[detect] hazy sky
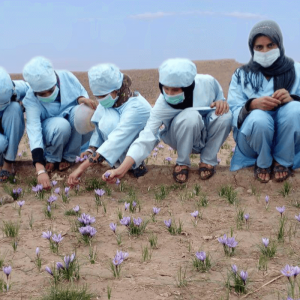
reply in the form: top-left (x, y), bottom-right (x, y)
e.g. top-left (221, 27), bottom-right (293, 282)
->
top-left (1, 0), bottom-right (300, 73)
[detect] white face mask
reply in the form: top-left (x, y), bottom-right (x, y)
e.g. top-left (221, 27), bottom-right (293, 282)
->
top-left (253, 48), bottom-right (280, 68)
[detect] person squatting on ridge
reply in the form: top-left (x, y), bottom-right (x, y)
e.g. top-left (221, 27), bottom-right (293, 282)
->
top-left (101, 58), bottom-right (232, 184)
top-left (67, 63), bottom-right (151, 187)
top-left (228, 20), bottom-right (300, 183)
top-left (0, 68), bottom-right (29, 182)
top-left (22, 56), bottom-right (96, 189)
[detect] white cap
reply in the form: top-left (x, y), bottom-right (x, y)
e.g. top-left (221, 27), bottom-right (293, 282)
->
top-left (159, 58), bottom-right (197, 87)
top-left (23, 56), bottom-right (57, 92)
top-left (88, 63), bottom-right (123, 96)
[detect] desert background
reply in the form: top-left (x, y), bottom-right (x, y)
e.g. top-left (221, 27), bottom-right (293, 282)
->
top-left (1, 59), bottom-right (300, 300)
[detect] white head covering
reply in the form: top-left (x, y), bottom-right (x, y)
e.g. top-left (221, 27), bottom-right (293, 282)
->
top-left (23, 56), bottom-right (57, 92)
top-left (0, 67), bottom-right (13, 103)
top-left (88, 63), bottom-right (123, 96)
top-left (159, 58), bottom-right (197, 87)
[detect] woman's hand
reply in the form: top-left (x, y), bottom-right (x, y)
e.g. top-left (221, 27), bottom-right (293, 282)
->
top-left (78, 97), bottom-right (98, 110)
top-left (102, 168), bottom-right (124, 184)
top-left (250, 96), bottom-right (281, 111)
top-left (210, 100), bottom-right (229, 115)
top-left (68, 167), bottom-right (84, 187)
top-left (272, 89), bottom-right (293, 104)
top-left (38, 173), bottom-right (51, 190)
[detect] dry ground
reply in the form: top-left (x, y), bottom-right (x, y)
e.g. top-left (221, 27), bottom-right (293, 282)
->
top-left (0, 60), bottom-right (299, 300)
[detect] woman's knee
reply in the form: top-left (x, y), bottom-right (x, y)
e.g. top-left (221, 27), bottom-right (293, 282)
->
top-left (0, 135), bottom-right (8, 153)
top-left (174, 110), bottom-right (202, 130)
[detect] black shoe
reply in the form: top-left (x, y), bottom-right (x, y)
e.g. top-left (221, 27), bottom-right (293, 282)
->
top-left (130, 161), bottom-right (148, 178)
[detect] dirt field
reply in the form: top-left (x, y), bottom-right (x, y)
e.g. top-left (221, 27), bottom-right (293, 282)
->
top-left (1, 60), bottom-right (299, 300)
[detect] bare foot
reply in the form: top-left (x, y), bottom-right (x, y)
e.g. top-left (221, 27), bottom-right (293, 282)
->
top-left (199, 162), bottom-right (215, 180)
top-left (174, 165), bottom-right (189, 182)
top-left (59, 161), bottom-right (72, 172)
top-left (45, 162), bottom-right (55, 173)
top-left (257, 171), bottom-right (270, 182)
top-left (273, 161), bottom-right (289, 181)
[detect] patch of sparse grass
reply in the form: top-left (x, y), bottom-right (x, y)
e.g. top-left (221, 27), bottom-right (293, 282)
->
top-left (149, 233), bottom-right (158, 249)
top-left (176, 266), bottom-right (188, 287)
top-left (141, 245), bottom-right (152, 262)
top-left (155, 185), bottom-right (169, 202)
top-left (2, 221), bottom-right (20, 237)
top-left (279, 181), bottom-right (292, 197)
top-left (219, 185), bottom-right (238, 205)
top-left (235, 208), bottom-right (245, 230)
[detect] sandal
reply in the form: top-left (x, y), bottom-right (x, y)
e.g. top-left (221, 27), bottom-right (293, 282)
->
top-left (173, 164), bottom-right (189, 184)
top-left (273, 165), bottom-right (292, 182)
top-left (58, 159), bottom-right (75, 172)
top-left (254, 163), bottom-right (271, 183)
top-left (130, 161), bottom-right (148, 178)
top-left (45, 161), bottom-right (59, 173)
top-left (199, 164), bottom-right (215, 180)
top-left (0, 169), bottom-right (16, 183)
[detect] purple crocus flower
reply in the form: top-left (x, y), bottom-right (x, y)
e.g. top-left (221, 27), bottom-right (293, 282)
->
top-left (154, 148), bottom-right (158, 151)
top-left (54, 187), bottom-right (60, 194)
top-left (42, 231), bottom-right (52, 239)
top-left (293, 266), bottom-right (300, 277)
top-left (64, 256), bottom-right (71, 269)
top-left (51, 180), bottom-right (57, 187)
top-left (153, 152), bottom-right (157, 158)
top-left (158, 144), bottom-right (164, 149)
top-left (3, 266), bottom-right (12, 278)
top-left (75, 156), bottom-right (81, 163)
top-left (168, 147), bottom-right (173, 151)
top-left (281, 265), bottom-right (295, 277)
top-left (48, 195), bottom-right (57, 204)
top-left (217, 158), bottom-right (221, 164)
top-left (265, 195), bottom-right (269, 204)
top-left (36, 247), bottom-right (40, 257)
top-left (52, 233), bottom-right (63, 244)
top-left (276, 206), bottom-right (285, 216)
top-left (113, 255), bottom-right (123, 266)
top-left (110, 223), bottom-right (117, 233)
top-left (240, 270), bottom-right (248, 283)
top-left (104, 172), bottom-right (111, 179)
top-left (95, 189), bottom-right (105, 197)
top-left (17, 200), bottom-right (25, 207)
top-left (231, 264), bottom-right (238, 274)
top-left (78, 213), bottom-right (96, 225)
top-left (164, 219), bottom-right (172, 228)
top-left (47, 205), bottom-right (51, 212)
top-left (165, 157), bottom-right (172, 162)
top-left (64, 187), bottom-right (70, 195)
top-left (218, 234), bottom-right (227, 245)
top-left (262, 238), bottom-right (269, 247)
top-left (79, 226), bottom-right (97, 237)
top-left (191, 211), bottom-right (199, 219)
top-left (153, 207), bottom-right (161, 215)
top-left (13, 188), bottom-right (22, 195)
top-left (195, 251), bottom-right (206, 261)
top-left (56, 262), bottom-right (64, 270)
top-left (124, 202), bottom-right (130, 211)
top-left (226, 237), bottom-right (238, 248)
top-left (133, 217), bottom-right (142, 227)
top-left (120, 216), bottom-right (131, 226)
top-left (295, 214), bottom-right (300, 222)
top-left (132, 201), bottom-right (137, 208)
top-left (244, 214), bottom-right (249, 221)
top-left (232, 147), bottom-right (235, 153)
top-left (45, 266), bottom-right (53, 276)
top-left (116, 178), bottom-right (120, 185)
top-left (73, 205), bottom-right (80, 212)
top-left (18, 152), bottom-right (22, 158)
top-left (70, 253), bottom-right (76, 262)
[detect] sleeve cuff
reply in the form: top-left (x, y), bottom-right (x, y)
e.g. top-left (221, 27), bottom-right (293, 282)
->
top-left (237, 98), bottom-right (255, 129)
top-left (291, 94), bottom-right (300, 101)
top-left (32, 148), bottom-right (45, 167)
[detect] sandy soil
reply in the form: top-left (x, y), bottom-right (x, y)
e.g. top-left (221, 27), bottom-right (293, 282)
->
top-left (1, 60), bottom-right (299, 300)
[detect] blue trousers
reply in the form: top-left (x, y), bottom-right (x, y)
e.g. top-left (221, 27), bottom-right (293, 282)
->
top-left (161, 109), bottom-right (232, 167)
top-left (0, 102), bottom-right (25, 165)
top-left (42, 105), bottom-right (92, 163)
top-left (231, 101), bottom-right (300, 171)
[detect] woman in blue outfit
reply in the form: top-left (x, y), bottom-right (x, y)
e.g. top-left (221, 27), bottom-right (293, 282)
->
top-left (101, 58), bottom-right (232, 184)
top-left (228, 20), bottom-right (300, 183)
top-left (0, 67), bottom-right (29, 182)
top-left (23, 56), bottom-right (96, 189)
top-left (67, 63), bottom-right (151, 187)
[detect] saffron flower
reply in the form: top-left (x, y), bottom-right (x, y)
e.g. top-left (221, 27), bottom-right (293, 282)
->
top-left (95, 189), bottom-right (105, 197)
top-left (47, 195), bottom-right (57, 204)
top-left (78, 213), bottom-right (95, 226)
top-left (231, 264), bottom-right (238, 274)
top-left (218, 234), bottom-right (227, 245)
top-left (217, 158), bottom-right (221, 164)
top-left (42, 231), bottom-right (52, 239)
top-left (132, 201), bottom-right (137, 208)
top-left (195, 251), bottom-right (206, 261)
top-left (104, 172), bottom-right (111, 179)
top-left (124, 202), bottom-right (130, 210)
top-left (64, 187), bottom-right (70, 195)
top-left (3, 266), bottom-right (11, 278)
top-left (47, 205), bottom-right (51, 212)
top-left (191, 211), bottom-right (199, 219)
top-left (262, 238), bottom-right (269, 247)
top-left (51, 180), bottom-right (57, 187)
top-left (110, 223), bottom-right (117, 233)
top-left (281, 265), bottom-right (295, 277)
top-left (45, 266), bottom-right (53, 276)
top-left (116, 178), bottom-right (120, 185)
top-left (153, 207), bottom-right (160, 215)
top-left (153, 152), bottom-right (157, 158)
top-left (79, 226), bottom-right (97, 237)
top-left (133, 217), bottom-right (142, 227)
top-left (168, 147), bottom-right (173, 151)
top-left (75, 156), bottom-right (81, 163)
top-left (295, 213), bottom-right (300, 222)
top-left (276, 206), bottom-right (285, 216)
top-left (120, 216), bottom-right (131, 226)
top-left (265, 195), bottom-right (269, 204)
top-left (73, 205), bottom-right (80, 212)
top-left (52, 233), bottom-right (63, 244)
top-left (17, 200), bottom-right (25, 207)
top-left (54, 187), bottom-right (60, 194)
top-left (56, 262), bottom-right (64, 271)
top-left (240, 270), bottom-right (248, 284)
top-left (244, 214), bottom-right (249, 221)
top-left (158, 144), bottom-right (164, 149)
top-left (165, 157), bottom-right (172, 162)
top-left (36, 247), bottom-right (40, 256)
top-left (164, 219), bottom-right (172, 228)
top-left (154, 148), bottom-right (158, 151)
top-left (294, 266), bottom-right (300, 277)
top-left (226, 237), bottom-right (238, 248)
